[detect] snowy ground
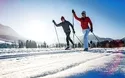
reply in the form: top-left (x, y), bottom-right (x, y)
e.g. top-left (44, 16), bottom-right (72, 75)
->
top-left (0, 48), bottom-right (125, 78)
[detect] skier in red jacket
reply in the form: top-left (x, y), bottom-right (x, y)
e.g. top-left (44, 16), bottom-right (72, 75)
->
top-left (72, 10), bottom-right (93, 51)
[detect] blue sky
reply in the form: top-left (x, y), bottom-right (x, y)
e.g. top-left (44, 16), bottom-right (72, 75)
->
top-left (0, 0), bottom-right (125, 43)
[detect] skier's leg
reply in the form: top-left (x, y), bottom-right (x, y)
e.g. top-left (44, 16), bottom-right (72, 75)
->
top-left (68, 32), bottom-right (75, 48)
top-left (83, 29), bottom-right (90, 50)
top-left (68, 32), bottom-right (74, 45)
top-left (66, 33), bottom-right (70, 47)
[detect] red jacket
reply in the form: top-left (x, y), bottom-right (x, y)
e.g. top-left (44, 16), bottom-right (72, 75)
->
top-left (73, 13), bottom-right (93, 30)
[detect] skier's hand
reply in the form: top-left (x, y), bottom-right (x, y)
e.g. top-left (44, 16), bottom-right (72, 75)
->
top-left (52, 20), bottom-right (55, 23)
top-left (73, 30), bottom-right (75, 34)
top-left (90, 28), bottom-right (93, 32)
top-left (72, 9), bottom-right (75, 14)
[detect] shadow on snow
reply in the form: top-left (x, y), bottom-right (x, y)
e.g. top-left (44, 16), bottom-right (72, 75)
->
top-left (67, 70), bottom-right (125, 78)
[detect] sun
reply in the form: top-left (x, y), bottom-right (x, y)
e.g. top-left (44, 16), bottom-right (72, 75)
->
top-left (26, 19), bottom-right (46, 41)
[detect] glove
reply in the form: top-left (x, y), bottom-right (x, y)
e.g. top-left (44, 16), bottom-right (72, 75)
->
top-left (52, 20), bottom-right (55, 23)
top-left (72, 9), bottom-right (75, 14)
top-left (90, 28), bottom-right (93, 32)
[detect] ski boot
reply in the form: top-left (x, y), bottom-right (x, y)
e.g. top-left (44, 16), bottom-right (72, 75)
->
top-left (65, 46), bottom-right (70, 50)
top-left (84, 48), bottom-right (88, 51)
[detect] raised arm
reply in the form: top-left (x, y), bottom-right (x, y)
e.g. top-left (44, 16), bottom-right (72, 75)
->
top-left (72, 10), bottom-right (81, 21)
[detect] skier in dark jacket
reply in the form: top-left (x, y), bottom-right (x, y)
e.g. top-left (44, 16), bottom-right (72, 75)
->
top-left (52, 16), bottom-right (75, 50)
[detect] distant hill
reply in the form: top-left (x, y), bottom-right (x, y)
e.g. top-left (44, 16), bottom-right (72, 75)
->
top-left (89, 34), bottom-right (113, 42)
top-left (0, 24), bottom-right (25, 42)
top-left (56, 34), bottom-right (113, 44)
top-left (75, 34), bottom-right (113, 43)
top-left (122, 37), bottom-right (125, 41)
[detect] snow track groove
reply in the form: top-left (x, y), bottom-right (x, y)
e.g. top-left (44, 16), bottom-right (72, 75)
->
top-left (0, 49), bottom-right (83, 59)
top-left (0, 52), bottom-right (109, 78)
top-left (30, 54), bottom-right (110, 78)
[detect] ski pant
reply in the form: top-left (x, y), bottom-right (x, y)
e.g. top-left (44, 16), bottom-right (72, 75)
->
top-left (65, 32), bottom-right (74, 47)
top-left (83, 29), bottom-right (90, 49)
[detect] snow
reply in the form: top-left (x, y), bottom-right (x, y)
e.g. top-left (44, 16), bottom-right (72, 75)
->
top-left (0, 48), bottom-right (125, 78)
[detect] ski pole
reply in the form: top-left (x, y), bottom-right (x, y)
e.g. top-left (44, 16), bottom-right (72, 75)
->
top-left (54, 24), bottom-right (60, 48)
top-left (92, 32), bottom-right (100, 43)
top-left (72, 14), bottom-right (75, 44)
top-left (74, 34), bottom-right (83, 45)
top-left (92, 32), bottom-right (107, 51)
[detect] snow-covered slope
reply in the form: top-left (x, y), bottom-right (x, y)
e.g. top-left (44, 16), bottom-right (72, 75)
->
top-left (0, 48), bottom-right (125, 78)
top-left (0, 24), bottom-right (25, 41)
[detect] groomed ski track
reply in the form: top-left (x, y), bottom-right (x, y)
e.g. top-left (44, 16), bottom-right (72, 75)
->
top-left (0, 48), bottom-right (125, 78)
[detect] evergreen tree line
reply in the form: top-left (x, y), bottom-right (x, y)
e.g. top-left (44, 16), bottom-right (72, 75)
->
top-left (0, 40), bottom-right (124, 48)
top-left (18, 40), bottom-right (48, 48)
top-left (0, 43), bottom-right (18, 48)
top-left (25, 40), bottom-right (37, 48)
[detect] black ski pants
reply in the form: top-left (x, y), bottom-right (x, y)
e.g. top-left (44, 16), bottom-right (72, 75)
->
top-left (65, 32), bottom-right (74, 47)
